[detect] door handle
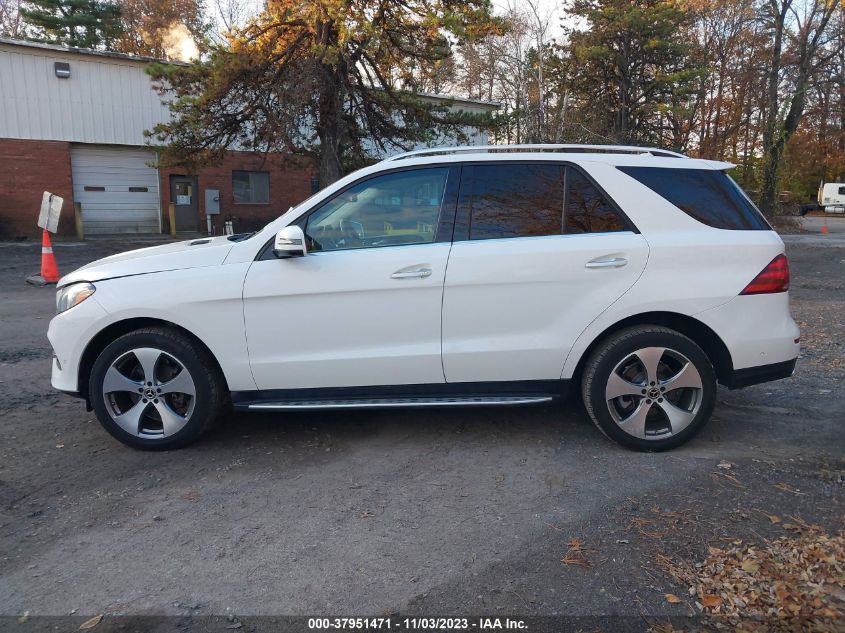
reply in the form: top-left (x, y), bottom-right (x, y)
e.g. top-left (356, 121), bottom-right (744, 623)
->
top-left (585, 257), bottom-right (628, 269)
top-left (391, 267), bottom-right (432, 279)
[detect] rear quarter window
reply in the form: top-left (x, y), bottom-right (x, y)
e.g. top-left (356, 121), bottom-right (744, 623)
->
top-left (617, 166), bottom-right (770, 231)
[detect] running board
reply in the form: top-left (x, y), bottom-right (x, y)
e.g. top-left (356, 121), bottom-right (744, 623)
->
top-left (233, 395), bottom-right (554, 411)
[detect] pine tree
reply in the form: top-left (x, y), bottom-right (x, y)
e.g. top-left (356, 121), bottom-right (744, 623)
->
top-left (563, 0), bottom-right (705, 146)
top-left (21, 0), bottom-right (122, 49)
top-left (147, 0), bottom-right (504, 186)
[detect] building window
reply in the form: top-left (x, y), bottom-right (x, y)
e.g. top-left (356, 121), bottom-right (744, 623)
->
top-left (233, 171), bottom-right (270, 204)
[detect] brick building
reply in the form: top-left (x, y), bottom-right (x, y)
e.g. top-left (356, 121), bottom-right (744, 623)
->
top-left (0, 38), bottom-right (498, 240)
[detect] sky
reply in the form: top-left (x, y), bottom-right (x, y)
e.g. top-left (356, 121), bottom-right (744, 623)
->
top-left (209, 0), bottom-right (569, 42)
top-left (496, 0), bottom-right (568, 40)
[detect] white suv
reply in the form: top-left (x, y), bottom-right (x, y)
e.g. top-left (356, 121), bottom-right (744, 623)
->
top-left (49, 145), bottom-right (800, 451)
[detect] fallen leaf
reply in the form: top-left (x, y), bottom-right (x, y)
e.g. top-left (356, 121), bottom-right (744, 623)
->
top-left (825, 583), bottom-right (845, 601)
top-left (712, 471), bottom-right (744, 487)
top-left (773, 483), bottom-right (807, 495)
top-left (767, 514), bottom-right (781, 524)
top-left (561, 537), bottom-right (592, 568)
top-left (665, 593), bottom-right (683, 604)
top-left (79, 615), bottom-right (103, 630)
top-left (701, 594), bottom-right (722, 608)
top-left (741, 559), bottom-right (760, 573)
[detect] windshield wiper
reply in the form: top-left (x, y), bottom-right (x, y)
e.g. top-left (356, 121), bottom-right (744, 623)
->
top-left (227, 232), bottom-right (256, 242)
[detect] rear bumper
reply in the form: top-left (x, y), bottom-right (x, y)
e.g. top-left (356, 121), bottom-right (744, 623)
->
top-left (725, 358), bottom-right (797, 389)
top-left (694, 293), bottom-right (800, 371)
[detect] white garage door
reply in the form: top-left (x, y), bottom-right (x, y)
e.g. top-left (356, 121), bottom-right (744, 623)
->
top-left (71, 145), bottom-right (161, 234)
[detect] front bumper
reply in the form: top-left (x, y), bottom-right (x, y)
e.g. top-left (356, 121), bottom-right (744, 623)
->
top-left (48, 295), bottom-right (110, 394)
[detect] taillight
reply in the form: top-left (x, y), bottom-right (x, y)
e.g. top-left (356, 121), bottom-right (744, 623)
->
top-left (740, 254), bottom-right (790, 295)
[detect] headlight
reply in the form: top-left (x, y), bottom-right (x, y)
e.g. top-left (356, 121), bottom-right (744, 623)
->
top-left (56, 282), bottom-right (96, 314)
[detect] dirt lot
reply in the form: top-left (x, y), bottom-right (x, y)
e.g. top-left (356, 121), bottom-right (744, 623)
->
top-left (0, 226), bottom-right (842, 630)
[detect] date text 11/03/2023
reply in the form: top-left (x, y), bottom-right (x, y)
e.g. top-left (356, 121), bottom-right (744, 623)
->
top-left (307, 618), bottom-right (528, 630)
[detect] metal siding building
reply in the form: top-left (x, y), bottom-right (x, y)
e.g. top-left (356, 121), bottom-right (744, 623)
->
top-left (0, 38), bottom-right (498, 239)
top-left (0, 39), bottom-right (175, 235)
top-left (0, 41), bottom-right (170, 145)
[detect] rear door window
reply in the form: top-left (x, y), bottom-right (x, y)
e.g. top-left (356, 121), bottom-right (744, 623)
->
top-left (468, 164), bottom-right (564, 240)
top-left (618, 166), bottom-right (769, 230)
top-left (565, 168), bottom-right (626, 234)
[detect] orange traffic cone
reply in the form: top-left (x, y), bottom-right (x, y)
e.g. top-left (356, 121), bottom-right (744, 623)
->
top-left (821, 219), bottom-right (829, 235)
top-left (26, 229), bottom-right (60, 286)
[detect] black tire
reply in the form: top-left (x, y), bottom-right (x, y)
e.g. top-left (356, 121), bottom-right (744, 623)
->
top-left (89, 327), bottom-right (224, 450)
top-left (581, 325), bottom-right (717, 451)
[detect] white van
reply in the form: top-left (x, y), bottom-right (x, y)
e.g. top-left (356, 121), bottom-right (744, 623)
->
top-left (818, 182), bottom-right (845, 213)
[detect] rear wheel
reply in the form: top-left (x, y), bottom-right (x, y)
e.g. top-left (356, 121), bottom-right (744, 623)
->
top-left (581, 325), bottom-right (717, 451)
top-left (90, 327), bottom-right (224, 450)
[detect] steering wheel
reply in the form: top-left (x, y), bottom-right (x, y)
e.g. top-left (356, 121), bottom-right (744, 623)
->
top-left (338, 219), bottom-right (363, 248)
top-left (312, 224), bottom-right (339, 251)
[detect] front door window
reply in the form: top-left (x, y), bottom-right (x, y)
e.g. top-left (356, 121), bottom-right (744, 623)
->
top-left (304, 168), bottom-right (450, 252)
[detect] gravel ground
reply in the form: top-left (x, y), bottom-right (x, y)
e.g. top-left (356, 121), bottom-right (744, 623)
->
top-left (0, 228), bottom-right (842, 630)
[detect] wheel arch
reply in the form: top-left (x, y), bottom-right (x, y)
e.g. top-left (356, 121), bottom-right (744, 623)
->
top-left (77, 317), bottom-right (229, 404)
top-left (570, 312), bottom-right (734, 388)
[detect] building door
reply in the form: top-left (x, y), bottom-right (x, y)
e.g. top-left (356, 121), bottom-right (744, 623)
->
top-left (170, 176), bottom-right (198, 233)
top-left (70, 145), bottom-right (160, 234)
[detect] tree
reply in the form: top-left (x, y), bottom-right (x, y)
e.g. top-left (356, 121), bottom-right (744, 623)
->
top-left (209, 0), bottom-right (254, 37)
top-left (453, 3), bottom-right (557, 144)
top-left (1, 0), bottom-right (28, 38)
top-left (20, 0), bottom-right (122, 48)
top-left (147, 0), bottom-right (502, 186)
top-left (758, 0), bottom-right (841, 216)
top-left (116, 0), bottom-right (206, 59)
top-left (562, 0), bottom-right (706, 146)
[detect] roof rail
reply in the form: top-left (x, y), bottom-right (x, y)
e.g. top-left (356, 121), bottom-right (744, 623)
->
top-left (383, 144), bottom-right (689, 162)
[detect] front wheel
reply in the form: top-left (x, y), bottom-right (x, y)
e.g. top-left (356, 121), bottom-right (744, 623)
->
top-left (89, 327), bottom-right (224, 450)
top-left (581, 325), bottom-right (717, 451)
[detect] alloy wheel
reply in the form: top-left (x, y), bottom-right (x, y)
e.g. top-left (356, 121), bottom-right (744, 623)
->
top-left (102, 347), bottom-right (196, 439)
top-left (604, 346), bottom-right (704, 440)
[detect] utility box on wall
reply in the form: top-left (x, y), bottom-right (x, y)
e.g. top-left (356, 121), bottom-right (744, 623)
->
top-left (204, 189), bottom-right (220, 215)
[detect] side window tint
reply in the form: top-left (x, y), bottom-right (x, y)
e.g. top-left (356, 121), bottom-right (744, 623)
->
top-left (617, 166), bottom-right (769, 230)
top-left (305, 168), bottom-right (448, 252)
top-left (469, 164), bottom-right (563, 240)
top-left (565, 168), bottom-right (625, 234)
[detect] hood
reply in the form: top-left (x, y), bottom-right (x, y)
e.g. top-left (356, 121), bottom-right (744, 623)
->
top-left (58, 236), bottom-right (236, 288)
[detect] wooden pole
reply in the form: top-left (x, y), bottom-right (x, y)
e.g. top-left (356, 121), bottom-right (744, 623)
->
top-left (73, 202), bottom-right (84, 240)
top-left (168, 202), bottom-right (177, 238)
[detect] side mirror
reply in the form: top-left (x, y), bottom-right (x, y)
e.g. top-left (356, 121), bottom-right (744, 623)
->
top-left (273, 225), bottom-right (308, 258)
